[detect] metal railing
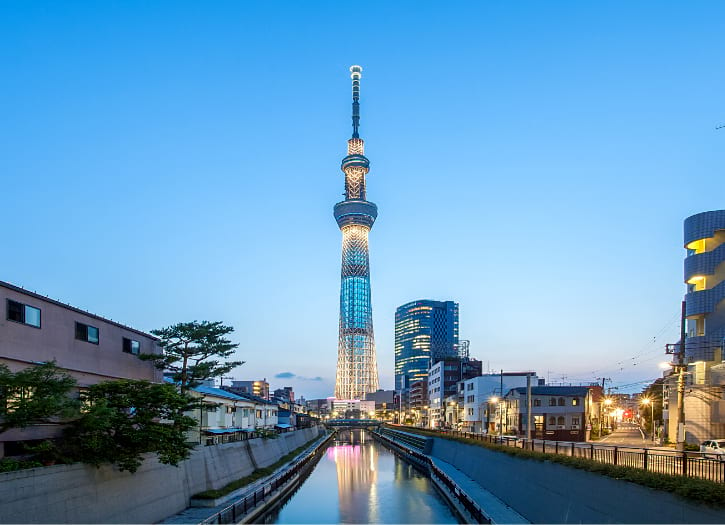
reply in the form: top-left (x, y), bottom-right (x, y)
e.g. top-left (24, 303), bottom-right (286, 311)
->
top-left (409, 428), bottom-right (725, 483)
top-left (374, 429), bottom-right (490, 523)
top-left (200, 432), bottom-right (333, 524)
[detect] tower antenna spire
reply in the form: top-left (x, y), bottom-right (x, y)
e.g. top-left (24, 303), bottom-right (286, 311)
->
top-left (350, 65), bottom-right (362, 138)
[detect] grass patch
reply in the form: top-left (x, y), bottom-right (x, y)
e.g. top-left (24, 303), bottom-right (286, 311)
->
top-left (193, 439), bottom-right (318, 499)
top-left (0, 458), bottom-right (43, 473)
top-left (393, 427), bottom-right (725, 507)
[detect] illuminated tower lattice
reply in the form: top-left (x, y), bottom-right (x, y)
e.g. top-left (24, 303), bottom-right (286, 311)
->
top-left (334, 65), bottom-right (379, 400)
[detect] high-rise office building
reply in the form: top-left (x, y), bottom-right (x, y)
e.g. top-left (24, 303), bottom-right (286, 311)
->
top-left (395, 300), bottom-right (459, 391)
top-left (334, 66), bottom-right (379, 400)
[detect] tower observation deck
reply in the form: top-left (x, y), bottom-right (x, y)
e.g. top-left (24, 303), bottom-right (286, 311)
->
top-left (334, 65), bottom-right (379, 400)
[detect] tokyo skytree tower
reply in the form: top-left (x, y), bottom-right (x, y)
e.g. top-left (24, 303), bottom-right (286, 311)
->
top-left (333, 65), bottom-right (379, 400)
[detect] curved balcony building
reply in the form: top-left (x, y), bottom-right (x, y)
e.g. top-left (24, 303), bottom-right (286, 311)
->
top-left (683, 210), bottom-right (725, 362)
top-left (334, 66), bottom-right (379, 400)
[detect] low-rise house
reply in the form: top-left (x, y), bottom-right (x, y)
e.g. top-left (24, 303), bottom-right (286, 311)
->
top-left (187, 384), bottom-right (258, 445)
top-left (461, 372), bottom-right (539, 433)
top-left (504, 386), bottom-right (593, 441)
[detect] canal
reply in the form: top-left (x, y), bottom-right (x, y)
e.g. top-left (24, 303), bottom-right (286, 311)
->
top-left (263, 429), bottom-right (461, 524)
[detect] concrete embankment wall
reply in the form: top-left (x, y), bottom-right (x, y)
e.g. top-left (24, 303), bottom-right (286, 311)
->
top-left (430, 437), bottom-right (725, 524)
top-left (0, 426), bottom-right (321, 524)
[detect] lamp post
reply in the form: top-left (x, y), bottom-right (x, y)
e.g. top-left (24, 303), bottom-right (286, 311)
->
top-left (641, 397), bottom-right (655, 443)
top-left (603, 398), bottom-right (613, 432)
top-left (489, 396), bottom-right (500, 436)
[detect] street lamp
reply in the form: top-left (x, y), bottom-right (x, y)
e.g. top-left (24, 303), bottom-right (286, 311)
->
top-left (641, 397), bottom-right (655, 443)
top-left (604, 398), bottom-right (613, 431)
top-left (489, 396), bottom-right (500, 436)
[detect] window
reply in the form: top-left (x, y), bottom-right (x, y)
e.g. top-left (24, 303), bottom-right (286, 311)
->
top-left (572, 417), bottom-right (580, 426)
top-left (122, 338), bottom-right (141, 355)
top-left (467, 383), bottom-right (474, 391)
top-left (549, 397), bottom-right (556, 406)
top-left (75, 322), bottom-right (99, 344)
top-left (548, 416), bottom-right (556, 426)
top-left (6, 299), bottom-right (41, 328)
top-left (558, 398), bottom-right (565, 406)
top-left (557, 416), bottom-right (565, 425)
top-left (534, 399), bottom-right (541, 407)
top-left (466, 395), bottom-right (474, 403)
top-left (572, 398), bottom-right (580, 406)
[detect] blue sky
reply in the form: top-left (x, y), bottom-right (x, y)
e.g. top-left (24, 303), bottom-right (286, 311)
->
top-left (2, 2), bottom-right (723, 398)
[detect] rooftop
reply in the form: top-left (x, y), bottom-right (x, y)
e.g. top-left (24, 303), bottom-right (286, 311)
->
top-left (0, 280), bottom-right (158, 340)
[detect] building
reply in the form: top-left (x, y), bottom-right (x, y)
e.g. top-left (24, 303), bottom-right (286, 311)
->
top-left (394, 300), bottom-right (459, 392)
top-left (460, 372), bottom-right (539, 433)
top-left (187, 384), bottom-right (258, 445)
top-left (224, 379), bottom-right (270, 400)
top-left (428, 358), bottom-right (482, 428)
top-left (272, 386), bottom-right (295, 403)
top-left (503, 386), bottom-right (593, 441)
top-left (409, 379), bottom-right (429, 426)
top-left (334, 65), bottom-right (379, 400)
top-left (0, 280), bottom-right (161, 456)
top-left (365, 389), bottom-right (395, 419)
top-left (305, 398), bottom-right (331, 418)
top-left (331, 399), bottom-right (376, 419)
top-left (663, 210), bottom-right (725, 443)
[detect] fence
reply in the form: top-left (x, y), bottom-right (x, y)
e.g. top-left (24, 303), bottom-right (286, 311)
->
top-left (418, 428), bottom-right (725, 483)
top-left (374, 429), bottom-right (490, 523)
top-left (199, 432), bottom-right (332, 524)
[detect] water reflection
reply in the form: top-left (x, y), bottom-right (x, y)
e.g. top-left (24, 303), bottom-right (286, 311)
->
top-left (269, 429), bottom-right (460, 524)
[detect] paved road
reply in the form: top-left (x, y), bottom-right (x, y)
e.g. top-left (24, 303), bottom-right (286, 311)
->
top-left (596, 422), bottom-right (652, 446)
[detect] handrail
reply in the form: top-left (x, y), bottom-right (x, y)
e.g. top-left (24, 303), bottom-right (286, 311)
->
top-left (395, 427), bottom-right (725, 483)
top-left (199, 431), bottom-right (334, 524)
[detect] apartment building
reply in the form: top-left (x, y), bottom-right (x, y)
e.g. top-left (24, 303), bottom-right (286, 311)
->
top-left (0, 281), bottom-right (161, 456)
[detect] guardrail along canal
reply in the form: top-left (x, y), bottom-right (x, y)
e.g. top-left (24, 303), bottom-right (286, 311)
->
top-left (264, 429), bottom-right (460, 524)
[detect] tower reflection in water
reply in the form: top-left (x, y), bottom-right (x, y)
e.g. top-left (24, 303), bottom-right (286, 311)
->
top-left (330, 430), bottom-right (379, 523)
top-left (271, 429), bottom-right (459, 524)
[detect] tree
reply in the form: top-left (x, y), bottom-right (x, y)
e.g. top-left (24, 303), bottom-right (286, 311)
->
top-left (0, 362), bottom-right (78, 434)
top-left (61, 380), bottom-right (197, 473)
top-left (143, 320), bottom-right (244, 393)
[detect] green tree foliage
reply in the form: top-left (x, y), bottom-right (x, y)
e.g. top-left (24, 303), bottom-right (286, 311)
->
top-left (0, 362), bottom-right (78, 433)
top-left (143, 320), bottom-right (243, 392)
top-left (61, 380), bottom-right (197, 473)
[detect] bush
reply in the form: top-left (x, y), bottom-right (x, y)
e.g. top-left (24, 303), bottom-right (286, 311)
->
top-left (396, 427), bottom-right (725, 506)
top-left (0, 458), bottom-right (42, 473)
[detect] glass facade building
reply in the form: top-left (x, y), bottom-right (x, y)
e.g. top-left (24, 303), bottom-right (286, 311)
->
top-left (395, 300), bottom-right (459, 391)
top-left (334, 66), bottom-right (379, 400)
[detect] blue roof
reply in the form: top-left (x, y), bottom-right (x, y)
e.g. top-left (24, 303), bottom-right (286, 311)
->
top-left (194, 385), bottom-right (246, 401)
top-left (204, 427), bottom-right (244, 434)
top-left (275, 423), bottom-right (292, 429)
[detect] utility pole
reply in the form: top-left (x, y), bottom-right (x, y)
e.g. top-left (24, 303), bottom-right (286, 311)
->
top-left (676, 299), bottom-right (687, 450)
top-left (499, 369), bottom-right (504, 436)
top-left (595, 377), bottom-right (611, 438)
top-left (526, 372), bottom-right (532, 440)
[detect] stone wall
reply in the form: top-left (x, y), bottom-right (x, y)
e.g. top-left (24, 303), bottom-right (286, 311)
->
top-left (431, 437), bottom-right (724, 524)
top-left (0, 426), bottom-right (321, 524)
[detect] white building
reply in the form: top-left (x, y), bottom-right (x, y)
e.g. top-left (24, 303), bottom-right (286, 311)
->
top-left (331, 399), bottom-right (376, 418)
top-left (461, 372), bottom-right (538, 433)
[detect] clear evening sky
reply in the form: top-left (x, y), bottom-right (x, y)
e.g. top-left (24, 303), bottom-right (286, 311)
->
top-left (2, 2), bottom-right (723, 399)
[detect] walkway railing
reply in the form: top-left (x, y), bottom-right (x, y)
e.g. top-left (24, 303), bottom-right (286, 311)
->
top-left (373, 429), bottom-right (490, 523)
top-left (199, 432), bottom-right (333, 524)
top-left (407, 427), bottom-right (725, 483)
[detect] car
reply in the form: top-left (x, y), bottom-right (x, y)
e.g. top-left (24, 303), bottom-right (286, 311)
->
top-left (699, 439), bottom-right (725, 459)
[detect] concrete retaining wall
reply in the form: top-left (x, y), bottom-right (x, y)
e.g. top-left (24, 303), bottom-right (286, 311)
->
top-left (0, 426), bottom-right (321, 524)
top-left (431, 437), bottom-right (725, 524)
